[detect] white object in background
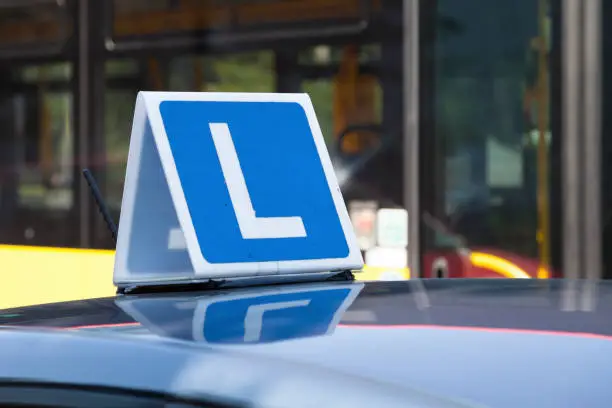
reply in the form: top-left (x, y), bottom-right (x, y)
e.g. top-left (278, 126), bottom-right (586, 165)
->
top-left (364, 246), bottom-right (408, 281)
top-left (376, 208), bottom-right (408, 248)
top-left (349, 200), bottom-right (378, 251)
top-left (365, 246), bottom-right (408, 268)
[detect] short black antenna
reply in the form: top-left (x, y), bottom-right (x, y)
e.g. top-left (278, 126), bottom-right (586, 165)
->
top-left (82, 168), bottom-right (118, 244)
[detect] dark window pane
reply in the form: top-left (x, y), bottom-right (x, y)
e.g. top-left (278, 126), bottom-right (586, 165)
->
top-left (0, 63), bottom-right (78, 247)
top-left (0, 1), bottom-right (71, 57)
top-left (425, 0), bottom-right (554, 278)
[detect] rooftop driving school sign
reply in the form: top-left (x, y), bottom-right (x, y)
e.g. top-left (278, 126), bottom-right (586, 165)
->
top-left (113, 92), bottom-right (363, 286)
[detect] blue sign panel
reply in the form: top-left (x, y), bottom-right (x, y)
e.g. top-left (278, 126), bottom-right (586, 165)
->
top-left (114, 92), bottom-right (362, 285)
top-left (117, 283), bottom-right (364, 344)
top-left (159, 101), bottom-right (347, 263)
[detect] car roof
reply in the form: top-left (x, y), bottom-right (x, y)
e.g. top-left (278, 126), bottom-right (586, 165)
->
top-left (2, 278), bottom-right (612, 408)
top-left (3, 279), bottom-right (612, 334)
top-left (0, 328), bottom-right (476, 408)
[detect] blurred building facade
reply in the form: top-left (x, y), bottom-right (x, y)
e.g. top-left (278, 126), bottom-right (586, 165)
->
top-left (0, 0), bottom-right (606, 280)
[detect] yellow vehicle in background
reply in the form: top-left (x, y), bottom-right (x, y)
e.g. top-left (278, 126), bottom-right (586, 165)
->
top-left (0, 0), bottom-right (563, 308)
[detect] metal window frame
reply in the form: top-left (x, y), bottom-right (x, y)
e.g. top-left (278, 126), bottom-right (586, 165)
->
top-left (73, 0), bottom-right (108, 249)
top-left (581, 0), bottom-right (602, 281)
top-left (403, 0), bottom-right (421, 277)
top-left (561, 0), bottom-right (583, 280)
top-left (561, 0), bottom-right (602, 281)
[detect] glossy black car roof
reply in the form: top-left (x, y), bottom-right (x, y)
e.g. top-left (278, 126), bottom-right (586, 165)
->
top-left (1, 278), bottom-right (611, 408)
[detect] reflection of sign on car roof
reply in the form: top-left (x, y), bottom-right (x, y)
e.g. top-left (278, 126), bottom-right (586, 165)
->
top-left (117, 283), bottom-right (364, 344)
top-left (113, 92), bottom-right (363, 287)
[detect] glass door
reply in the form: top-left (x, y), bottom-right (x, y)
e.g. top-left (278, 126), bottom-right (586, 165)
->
top-left (419, 0), bottom-right (559, 279)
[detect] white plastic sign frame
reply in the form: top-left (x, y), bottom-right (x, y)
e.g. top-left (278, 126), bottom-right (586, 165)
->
top-left (113, 91), bottom-right (363, 286)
